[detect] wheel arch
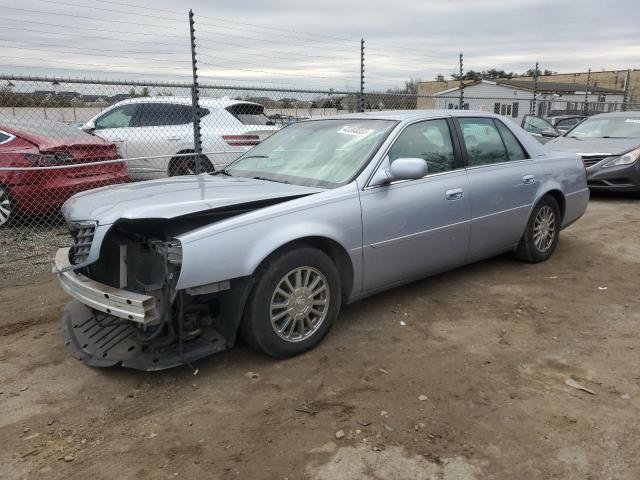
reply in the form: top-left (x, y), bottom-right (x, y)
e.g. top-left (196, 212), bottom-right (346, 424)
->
top-left (252, 236), bottom-right (354, 304)
top-left (541, 189), bottom-right (566, 223)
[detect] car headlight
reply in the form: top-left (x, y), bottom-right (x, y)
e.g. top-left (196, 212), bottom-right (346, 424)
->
top-left (602, 147), bottom-right (640, 168)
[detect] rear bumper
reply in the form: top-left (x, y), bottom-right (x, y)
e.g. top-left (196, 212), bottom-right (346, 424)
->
top-left (54, 247), bottom-right (158, 323)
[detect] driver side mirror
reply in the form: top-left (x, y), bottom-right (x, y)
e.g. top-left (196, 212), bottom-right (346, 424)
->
top-left (371, 157), bottom-right (428, 186)
top-left (82, 120), bottom-right (96, 132)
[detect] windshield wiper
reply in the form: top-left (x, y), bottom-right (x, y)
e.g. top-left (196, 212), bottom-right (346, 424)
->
top-left (252, 176), bottom-right (289, 184)
top-left (242, 155), bottom-right (270, 160)
top-left (211, 169), bottom-right (232, 176)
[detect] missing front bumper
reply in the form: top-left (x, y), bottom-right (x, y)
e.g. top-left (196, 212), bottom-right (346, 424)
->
top-left (61, 300), bottom-right (227, 371)
top-left (54, 247), bottom-right (158, 324)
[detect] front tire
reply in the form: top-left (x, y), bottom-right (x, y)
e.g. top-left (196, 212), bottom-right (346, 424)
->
top-left (515, 195), bottom-right (561, 263)
top-left (241, 247), bottom-right (341, 358)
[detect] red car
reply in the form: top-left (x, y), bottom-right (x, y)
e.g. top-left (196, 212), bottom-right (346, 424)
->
top-left (0, 119), bottom-right (129, 225)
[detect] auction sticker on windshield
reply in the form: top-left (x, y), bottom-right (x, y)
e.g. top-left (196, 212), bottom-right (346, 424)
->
top-left (337, 125), bottom-right (375, 137)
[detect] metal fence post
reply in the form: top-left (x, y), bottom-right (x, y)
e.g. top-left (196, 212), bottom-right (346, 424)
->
top-left (188, 9), bottom-right (203, 175)
top-left (622, 69), bottom-right (630, 112)
top-left (458, 53), bottom-right (464, 110)
top-left (359, 38), bottom-right (365, 113)
top-left (531, 61), bottom-right (539, 115)
top-left (583, 68), bottom-right (591, 116)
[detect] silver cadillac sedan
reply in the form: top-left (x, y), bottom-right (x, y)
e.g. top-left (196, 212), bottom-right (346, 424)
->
top-left (54, 110), bottom-right (589, 370)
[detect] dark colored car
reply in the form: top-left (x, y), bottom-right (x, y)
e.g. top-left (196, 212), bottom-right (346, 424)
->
top-left (547, 115), bottom-right (586, 134)
top-left (0, 118), bottom-right (129, 225)
top-left (521, 115), bottom-right (587, 143)
top-left (546, 111), bottom-right (640, 192)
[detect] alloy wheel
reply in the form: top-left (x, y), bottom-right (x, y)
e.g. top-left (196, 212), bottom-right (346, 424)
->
top-left (0, 188), bottom-right (12, 226)
top-left (533, 205), bottom-right (556, 252)
top-left (270, 266), bottom-right (330, 342)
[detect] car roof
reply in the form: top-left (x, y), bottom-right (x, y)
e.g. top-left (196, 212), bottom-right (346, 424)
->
top-left (111, 95), bottom-right (261, 109)
top-left (588, 111), bottom-right (640, 119)
top-left (310, 109), bottom-right (506, 122)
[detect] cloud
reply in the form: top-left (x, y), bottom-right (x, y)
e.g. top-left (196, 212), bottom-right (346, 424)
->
top-left (0, 0), bottom-right (638, 91)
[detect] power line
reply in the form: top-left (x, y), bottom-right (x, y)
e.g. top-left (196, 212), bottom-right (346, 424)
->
top-left (0, 17), bottom-right (185, 41)
top-left (197, 47), bottom-right (355, 65)
top-left (198, 61), bottom-right (355, 81)
top-left (0, 55), bottom-right (191, 72)
top-left (198, 53), bottom-right (353, 75)
top-left (0, 44), bottom-right (191, 64)
top-left (0, 25), bottom-right (185, 49)
top-left (0, 63), bottom-right (194, 80)
top-left (0, 38), bottom-right (186, 57)
top-left (0, 5), bottom-right (182, 32)
top-left (196, 27), bottom-right (356, 55)
top-left (95, 0), bottom-right (356, 44)
top-left (34, 0), bottom-right (184, 23)
top-left (196, 19), bottom-right (355, 47)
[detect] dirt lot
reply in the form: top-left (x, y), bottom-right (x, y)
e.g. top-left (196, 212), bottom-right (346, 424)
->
top-left (1, 195), bottom-right (639, 480)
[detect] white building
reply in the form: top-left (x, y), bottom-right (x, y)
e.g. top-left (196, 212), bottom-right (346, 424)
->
top-left (432, 79), bottom-right (625, 122)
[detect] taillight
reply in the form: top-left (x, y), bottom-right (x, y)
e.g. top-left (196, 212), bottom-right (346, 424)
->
top-left (222, 135), bottom-right (260, 147)
top-left (24, 151), bottom-right (74, 166)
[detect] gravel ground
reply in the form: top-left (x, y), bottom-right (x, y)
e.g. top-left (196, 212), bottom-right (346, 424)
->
top-left (0, 224), bottom-right (71, 282)
top-left (0, 195), bottom-right (639, 479)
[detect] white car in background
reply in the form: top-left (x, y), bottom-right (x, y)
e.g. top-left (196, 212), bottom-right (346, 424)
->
top-left (81, 96), bottom-right (279, 179)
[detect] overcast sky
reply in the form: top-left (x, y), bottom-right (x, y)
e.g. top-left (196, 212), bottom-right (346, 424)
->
top-left (1, 0), bottom-right (639, 91)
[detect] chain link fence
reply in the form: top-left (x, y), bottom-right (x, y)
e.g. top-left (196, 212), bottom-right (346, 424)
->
top-left (1, 74), bottom-right (639, 278)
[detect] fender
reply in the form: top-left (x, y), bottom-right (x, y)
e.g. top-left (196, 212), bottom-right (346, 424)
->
top-left (175, 185), bottom-right (364, 293)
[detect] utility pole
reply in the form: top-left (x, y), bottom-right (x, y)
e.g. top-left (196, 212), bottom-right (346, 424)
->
top-left (359, 38), bottom-right (365, 113)
top-left (531, 61), bottom-right (539, 115)
top-left (458, 53), bottom-right (464, 110)
top-left (583, 68), bottom-right (591, 116)
top-left (188, 9), bottom-right (203, 174)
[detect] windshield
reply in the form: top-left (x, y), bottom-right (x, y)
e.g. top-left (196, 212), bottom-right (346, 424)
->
top-left (566, 116), bottom-right (640, 139)
top-left (224, 119), bottom-right (397, 188)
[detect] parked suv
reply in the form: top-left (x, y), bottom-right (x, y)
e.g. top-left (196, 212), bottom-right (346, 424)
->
top-left (82, 96), bottom-right (279, 179)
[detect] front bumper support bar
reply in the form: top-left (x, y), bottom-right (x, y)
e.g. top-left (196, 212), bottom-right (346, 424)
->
top-left (54, 247), bottom-right (158, 324)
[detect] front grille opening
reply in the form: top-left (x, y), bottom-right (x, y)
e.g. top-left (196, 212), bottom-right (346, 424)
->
top-left (70, 222), bottom-right (96, 265)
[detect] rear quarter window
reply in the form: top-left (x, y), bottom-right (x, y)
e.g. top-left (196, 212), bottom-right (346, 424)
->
top-left (0, 130), bottom-right (14, 145)
top-left (226, 103), bottom-right (270, 126)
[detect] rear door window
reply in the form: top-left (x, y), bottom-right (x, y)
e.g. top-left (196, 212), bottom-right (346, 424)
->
top-left (495, 121), bottom-right (528, 161)
top-left (133, 103), bottom-right (194, 127)
top-left (226, 103), bottom-right (270, 125)
top-left (457, 118), bottom-right (508, 166)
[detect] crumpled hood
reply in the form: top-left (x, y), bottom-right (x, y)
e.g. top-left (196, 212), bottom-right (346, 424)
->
top-left (62, 174), bottom-right (323, 225)
top-left (546, 136), bottom-right (640, 156)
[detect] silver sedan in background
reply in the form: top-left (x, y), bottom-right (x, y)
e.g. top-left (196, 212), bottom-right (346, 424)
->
top-left (55, 110), bottom-right (589, 370)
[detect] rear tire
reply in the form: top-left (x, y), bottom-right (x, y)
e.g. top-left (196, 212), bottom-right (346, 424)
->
top-left (240, 247), bottom-right (341, 359)
top-left (514, 195), bottom-right (561, 263)
top-left (168, 154), bottom-right (214, 176)
top-left (0, 185), bottom-right (15, 227)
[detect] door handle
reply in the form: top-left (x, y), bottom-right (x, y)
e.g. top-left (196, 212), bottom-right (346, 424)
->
top-left (445, 188), bottom-right (464, 200)
top-left (523, 174), bottom-right (536, 185)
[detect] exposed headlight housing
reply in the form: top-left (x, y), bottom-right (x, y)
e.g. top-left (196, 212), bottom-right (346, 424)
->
top-left (166, 240), bottom-right (183, 265)
top-left (602, 147), bottom-right (640, 168)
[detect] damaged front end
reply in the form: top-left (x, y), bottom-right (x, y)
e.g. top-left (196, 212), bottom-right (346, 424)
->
top-left (56, 219), bottom-right (253, 370)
